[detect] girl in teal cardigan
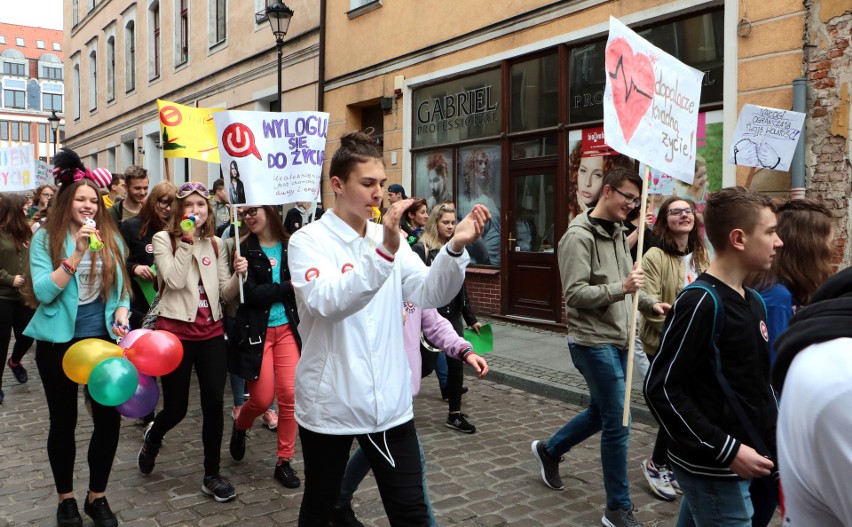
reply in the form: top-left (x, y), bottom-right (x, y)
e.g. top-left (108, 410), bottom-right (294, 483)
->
top-left (23, 148), bottom-right (131, 527)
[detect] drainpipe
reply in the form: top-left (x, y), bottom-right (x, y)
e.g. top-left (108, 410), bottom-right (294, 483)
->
top-left (317, 0), bottom-right (326, 112)
top-left (791, 77), bottom-right (807, 199)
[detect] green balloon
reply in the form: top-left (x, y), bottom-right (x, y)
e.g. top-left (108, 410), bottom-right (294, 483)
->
top-left (88, 357), bottom-right (139, 406)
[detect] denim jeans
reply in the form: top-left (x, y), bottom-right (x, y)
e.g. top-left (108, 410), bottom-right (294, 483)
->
top-left (544, 341), bottom-right (632, 511)
top-left (672, 467), bottom-right (753, 527)
top-left (435, 352), bottom-right (448, 388)
top-left (336, 436), bottom-right (437, 527)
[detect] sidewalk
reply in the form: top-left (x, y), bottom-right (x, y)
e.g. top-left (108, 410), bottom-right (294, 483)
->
top-left (471, 316), bottom-right (655, 425)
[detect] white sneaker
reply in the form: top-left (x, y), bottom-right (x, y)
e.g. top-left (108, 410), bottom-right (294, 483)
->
top-left (640, 457), bottom-right (676, 501)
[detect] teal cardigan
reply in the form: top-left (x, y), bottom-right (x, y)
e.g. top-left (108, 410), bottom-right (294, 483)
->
top-left (24, 228), bottom-right (130, 343)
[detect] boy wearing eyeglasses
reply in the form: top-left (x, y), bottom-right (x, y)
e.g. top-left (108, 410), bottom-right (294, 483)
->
top-left (531, 167), bottom-right (669, 527)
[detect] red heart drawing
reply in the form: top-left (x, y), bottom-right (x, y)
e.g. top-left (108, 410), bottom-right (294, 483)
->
top-left (606, 37), bottom-right (655, 143)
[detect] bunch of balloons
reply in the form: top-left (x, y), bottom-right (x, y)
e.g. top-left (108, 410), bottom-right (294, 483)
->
top-left (61, 329), bottom-right (183, 418)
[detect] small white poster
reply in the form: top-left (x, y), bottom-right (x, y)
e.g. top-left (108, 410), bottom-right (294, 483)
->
top-left (213, 111), bottom-right (329, 206)
top-left (603, 16), bottom-right (704, 184)
top-left (729, 104), bottom-right (805, 172)
top-left (0, 145), bottom-right (36, 192)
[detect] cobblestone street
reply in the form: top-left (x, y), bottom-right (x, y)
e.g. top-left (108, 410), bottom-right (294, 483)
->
top-left (0, 366), bottom-right (681, 526)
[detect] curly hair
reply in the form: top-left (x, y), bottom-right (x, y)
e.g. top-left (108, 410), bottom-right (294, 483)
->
top-left (568, 142), bottom-right (637, 217)
top-left (462, 149), bottom-right (492, 200)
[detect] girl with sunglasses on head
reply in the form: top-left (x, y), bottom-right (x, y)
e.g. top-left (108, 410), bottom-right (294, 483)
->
top-left (288, 131), bottom-right (490, 526)
top-left (227, 205), bottom-right (302, 488)
top-left (0, 193), bottom-right (36, 404)
top-left (118, 180), bottom-right (178, 329)
top-left (638, 196), bottom-right (709, 503)
top-left (137, 181), bottom-right (248, 503)
top-left (22, 148), bottom-right (131, 527)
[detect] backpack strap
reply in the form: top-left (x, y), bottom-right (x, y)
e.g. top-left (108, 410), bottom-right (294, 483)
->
top-left (682, 280), bottom-right (772, 458)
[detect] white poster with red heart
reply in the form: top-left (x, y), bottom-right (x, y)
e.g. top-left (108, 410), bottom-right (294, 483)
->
top-left (213, 110), bottom-right (329, 206)
top-left (603, 17), bottom-right (704, 184)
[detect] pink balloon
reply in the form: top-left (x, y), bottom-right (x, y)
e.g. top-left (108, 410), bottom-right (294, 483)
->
top-left (125, 331), bottom-right (184, 376)
top-left (121, 328), bottom-right (152, 350)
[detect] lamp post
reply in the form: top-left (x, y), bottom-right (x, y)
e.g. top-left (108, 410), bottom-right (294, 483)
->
top-left (264, 2), bottom-right (294, 112)
top-left (47, 110), bottom-right (60, 164)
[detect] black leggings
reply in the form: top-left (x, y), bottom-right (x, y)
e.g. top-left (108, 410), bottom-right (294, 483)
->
top-left (35, 338), bottom-right (122, 494)
top-left (444, 315), bottom-right (465, 413)
top-left (299, 420), bottom-right (428, 526)
top-left (147, 336), bottom-right (227, 477)
top-left (651, 427), bottom-right (670, 467)
top-left (0, 298), bottom-right (34, 385)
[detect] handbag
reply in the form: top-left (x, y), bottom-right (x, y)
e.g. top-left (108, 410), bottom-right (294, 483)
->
top-left (140, 292), bottom-right (161, 329)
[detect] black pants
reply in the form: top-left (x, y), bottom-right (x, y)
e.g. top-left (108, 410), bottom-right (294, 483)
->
top-left (148, 336), bottom-right (227, 476)
top-left (298, 420), bottom-right (428, 526)
top-left (444, 315), bottom-right (465, 413)
top-left (651, 427), bottom-right (669, 467)
top-left (35, 338), bottom-right (121, 494)
top-left (0, 298), bottom-right (34, 386)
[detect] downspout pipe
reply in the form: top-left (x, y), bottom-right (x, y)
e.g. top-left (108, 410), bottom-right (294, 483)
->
top-left (791, 77), bottom-right (807, 199)
top-left (317, 0), bottom-right (326, 112)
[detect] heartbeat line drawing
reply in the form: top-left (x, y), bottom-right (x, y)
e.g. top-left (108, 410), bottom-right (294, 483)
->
top-left (608, 55), bottom-right (653, 102)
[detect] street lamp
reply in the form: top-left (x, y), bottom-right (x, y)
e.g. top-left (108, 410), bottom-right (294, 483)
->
top-left (47, 110), bottom-right (60, 162)
top-left (264, 1), bottom-right (294, 112)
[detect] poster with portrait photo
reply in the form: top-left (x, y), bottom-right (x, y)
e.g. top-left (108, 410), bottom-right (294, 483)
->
top-left (457, 143), bottom-right (501, 266)
top-left (567, 127), bottom-right (638, 223)
top-left (414, 149), bottom-right (454, 212)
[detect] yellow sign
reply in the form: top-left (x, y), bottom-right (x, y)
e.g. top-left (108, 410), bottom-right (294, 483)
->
top-left (156, 99), bottom-right (223, 163)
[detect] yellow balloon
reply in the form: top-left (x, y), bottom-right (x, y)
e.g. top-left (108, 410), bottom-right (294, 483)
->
top-left (62, 339), bottom-right (124, 384)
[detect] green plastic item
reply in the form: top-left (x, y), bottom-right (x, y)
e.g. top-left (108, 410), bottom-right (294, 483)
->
top-left (133, 264), bottom-right (157, 305)
top-left (463, 323), bottom-right (493, 354)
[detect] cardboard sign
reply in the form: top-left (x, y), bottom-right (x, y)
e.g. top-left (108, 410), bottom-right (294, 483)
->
top-left (729, 104), bottom-right (805, 172)
top-left (0, 145), bottom-right (36, 192)
top-left (603, 17), bottom-right (704, 184)
top-left (35, 160), bottom-right (51, 187)
top-left (157, 99), bottom-right (224, 163)
top-left (213, 111), bottom-right (329, 206)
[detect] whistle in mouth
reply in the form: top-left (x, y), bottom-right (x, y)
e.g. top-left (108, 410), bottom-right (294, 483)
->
top-left (180, 215), bottom-right (197, 232)
top-left (371, 207), bottom-right (382, 223)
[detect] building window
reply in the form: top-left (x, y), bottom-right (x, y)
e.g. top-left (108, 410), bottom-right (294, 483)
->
top-left (73, 63), bottom-right (81, 119)
top-left (53, 42), bottom-right (61, 51)
top-left (10, 122), bottom-right (29, 142)
top-left (149, 2), bottom-right (161, 79)
top-left (72, 0), bottom-right (79, 25)
top-left (176, 0), bottom-right (189, 65)
top-left (15, 38), bottom-right (24, 46)
top-left (3, 62), bottom-right (26, 76)
top-left (0, 36), bottom-right (5, 45)
top-left (39, 123), bottom-right (48, 143)
top-left (349, 0), bottom-right (378, 9)
top-left (43, 93), bottom-right (63, 112)
top-left (87, 0), bottom-right (95, 10)
top-left (106, 36), bottom-right (115, 101)
top-left (125, 20), bottom-right (136, 92)
top-left (212, 0), bottom-right (227, 45)
top-left (89, 49), bottom-right (98, 110)
top-left (3, 90), bottom-right (25, 109)
top-left (36, 40), bottom-right (45, 49)
top-left (42, 66), bottom-right (63, 80)
top-left (0, 122), bottom-right (6, 140)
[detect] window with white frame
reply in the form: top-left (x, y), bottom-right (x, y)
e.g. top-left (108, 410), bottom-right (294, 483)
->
top-left (43, 93), bottom-right (63, 112)
top-left (2, 61), bottom-right (27, 76)
top-left (36, 40), bottom-right (45, 49)
top-left (72, 61), bottom-right (81, 119)
top-left (3, 89), bottom-right (25, 109)
top-left (209, 0), bottom-right (227, 46)
top-left (175, 0), bottom-right (189, 65)
top-left (89, 48), bottom-right (97, 110)
top-left (106, 36), bottom-right (115, 101)
top-left (16, 38), bottom-right (24, 46)
top-left (148, 1), bottom-right (161, 79)
top-left (72, 0), bottom-right (79, 25)
top-left (125, 19), bottom-right (136, 92)
top-left (0, 36), bottom-right (5, 45)
top-left (53, 42), bottom-right (61, 51)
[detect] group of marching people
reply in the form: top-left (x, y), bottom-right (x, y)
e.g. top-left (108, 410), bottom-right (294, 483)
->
top-left (0, 133), bottom-right (491, 527)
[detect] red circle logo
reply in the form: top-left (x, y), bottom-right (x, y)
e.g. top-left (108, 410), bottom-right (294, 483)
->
top-left (760, 321), bottom-right (769, 342)
top-left (269, 257), bottom-right (278, 267)
top-left (202, 256), bottom-right (212, 266)
top-left (145, 244), bottom-right (154, 253)
top-left (341, 263), bottom-right (354, 273)
top-left (305, 268), bottom-right (320, 282)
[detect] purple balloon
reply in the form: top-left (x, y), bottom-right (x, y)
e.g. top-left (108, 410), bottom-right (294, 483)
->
top-left (116, 373), bottom-right (159, 418)
top-left (121, 328), bottom-right (152, 350)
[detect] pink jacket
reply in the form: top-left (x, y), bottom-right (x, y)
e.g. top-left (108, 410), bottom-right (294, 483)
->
top-left (403, 301), bottom-right (472, 396)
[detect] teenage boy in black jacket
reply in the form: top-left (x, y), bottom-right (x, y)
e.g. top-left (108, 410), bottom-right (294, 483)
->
top-left (645, 187), bottom-right (782, 527)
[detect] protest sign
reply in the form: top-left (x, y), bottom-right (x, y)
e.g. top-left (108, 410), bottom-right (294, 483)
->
top-left (36, 160), bottom-right (52, 187)
top-left (603, 16), bottom-right (704, 184)
top-left (157, 99), bottom-right (223, 163)
top-left (0, 145), bottom-right (36, 192)
top-left (729, 104), bottom-right (805, 172)
top-left (213, 111), bottom-right (329, 206)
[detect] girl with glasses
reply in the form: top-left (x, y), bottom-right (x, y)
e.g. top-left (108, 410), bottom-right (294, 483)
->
top-left (0, 193), bottom-right (36, 405)
top-left (138, 181), bottom-right (248, 503)
top-left (118, 180), bottom-right (177, 329)
top-left (28, 183), bottom-right (57, 220)
top-left (638, 196), bottom-right (709, 503)
top-left (288, 130), bottom-right (490, 525)
top-left (227, 205), bottom-right (302, 489)
top-left (22, 148), bottom-right (131, 527)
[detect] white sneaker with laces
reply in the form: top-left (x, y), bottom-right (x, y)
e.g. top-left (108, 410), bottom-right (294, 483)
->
top-left (640, 457), bottom-right (677, 501)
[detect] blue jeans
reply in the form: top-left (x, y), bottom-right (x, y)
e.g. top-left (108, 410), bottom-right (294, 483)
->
top-left (544, 342), bottom-right (631, 511)
top-left (435, 352), bottom-right (448, 388)
top-left (673, 467), bottom-right (753, 527)
top-left (230, 372), bottom-right (247, 407)
top-left (337, 436), bottom-right (437, 527)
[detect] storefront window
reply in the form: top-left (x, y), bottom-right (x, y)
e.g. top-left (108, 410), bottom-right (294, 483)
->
top-left (511, 135), bottom-right (558, 160)
top-left (514, 173), bottom-right (555, 253)
top-left (413, 69), bottom-right (501, 148)
top-left (413, 149), bottom-right (454, 211)
top-left (457, 143), bottom-right (501, 266)
top-left (569, 10), bottom-right (724, 124)
top-left (510, 53), bottom-right (558, 132)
